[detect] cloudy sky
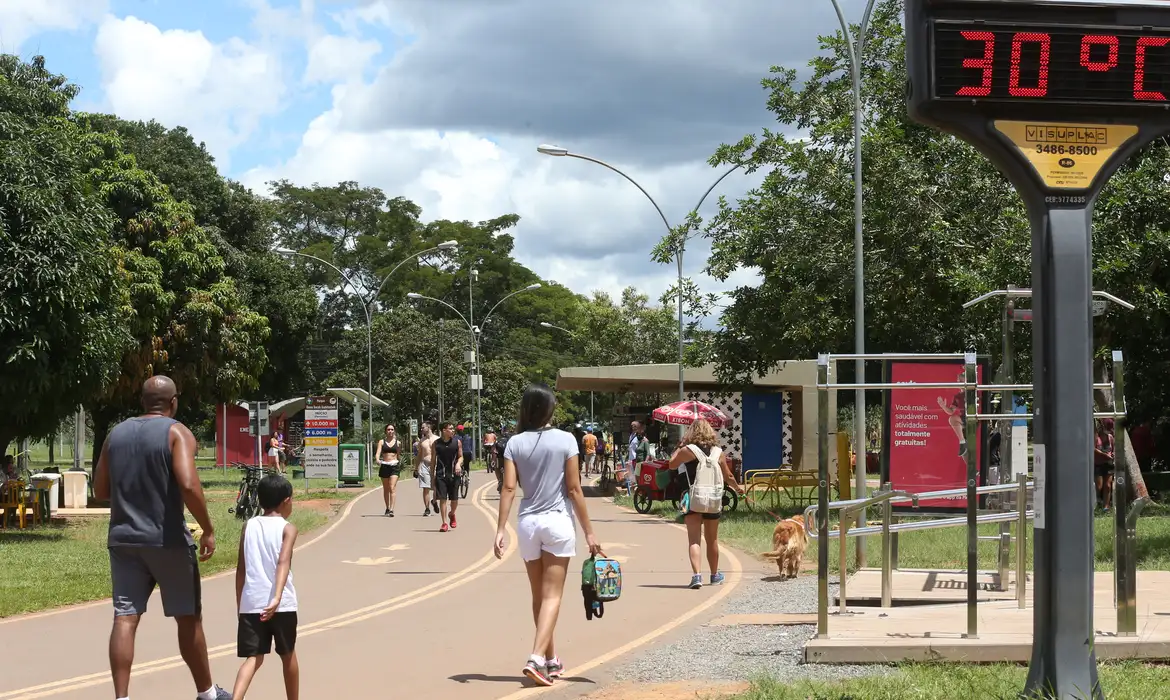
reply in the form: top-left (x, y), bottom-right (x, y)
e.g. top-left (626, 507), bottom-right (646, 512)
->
top-left (5, 0), bottom-right (865, 304)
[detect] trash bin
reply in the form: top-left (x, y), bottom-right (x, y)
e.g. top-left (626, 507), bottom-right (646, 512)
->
top-left (63, 471), bottom-right (88, 509)
top-left (30, 473), bottom-right (61, 516)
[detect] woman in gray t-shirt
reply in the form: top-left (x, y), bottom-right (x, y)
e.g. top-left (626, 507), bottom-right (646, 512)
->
top-left (495, 384), bottom-right (602, 687)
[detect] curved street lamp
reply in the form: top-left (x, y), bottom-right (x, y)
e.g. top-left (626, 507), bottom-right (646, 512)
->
top-left (277, 240), bottom-right (458, 478)
top-left (407, 283), bottom-right (542, 457)
top-left (537, 144), bottom-right (744, 404)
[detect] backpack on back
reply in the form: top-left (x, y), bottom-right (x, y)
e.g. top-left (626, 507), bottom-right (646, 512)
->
top-left (685, 444), bottom-right (724, 514)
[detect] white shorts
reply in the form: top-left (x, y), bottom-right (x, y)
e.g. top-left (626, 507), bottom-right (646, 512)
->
top-left (517, 510), bottom-right (576, 562)
top-left (417, 463), bottom-right (431, 489)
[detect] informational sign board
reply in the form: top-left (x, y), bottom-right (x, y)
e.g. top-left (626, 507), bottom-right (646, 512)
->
top-left (881, 360), bottom-right (987, 512)
top-left (303, 395), bottom-right (339, 479)
top-left (341, 446), bottom-right (362, 479)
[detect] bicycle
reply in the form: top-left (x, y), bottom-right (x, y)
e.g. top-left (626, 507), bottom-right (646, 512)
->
top-left (228, 464), bottom-right (268, 520)
top-left (460, 461), bottom-right (471, 499)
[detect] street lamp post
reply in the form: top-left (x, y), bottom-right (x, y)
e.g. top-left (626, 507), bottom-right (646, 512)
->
top-left (277, 240), bottom-right (457, 478)
top-left (537, 145), bottom-right (744, 406)
top-left (540, 321), bottom-right (593, 426)
top-left (409, 283), bottom-right (542, 461)
top-left (829, 0), bottom-right (879, 568)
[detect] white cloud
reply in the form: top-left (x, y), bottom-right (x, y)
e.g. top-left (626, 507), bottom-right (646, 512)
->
top-left (241, 85), bottom-right (763, 307)
top-left (304, 33), bottom-right (381, 85)
top-left (0, 0), bottom-right (108, 51)
top-left (92, 15), bottom-right (285, 169)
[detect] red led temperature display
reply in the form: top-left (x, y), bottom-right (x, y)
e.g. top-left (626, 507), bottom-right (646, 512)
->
top-left (933, 22), bottom-right (1170, 105)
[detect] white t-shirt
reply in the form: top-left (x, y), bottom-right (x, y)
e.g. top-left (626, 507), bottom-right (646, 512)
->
top-left (504, 428), bottom-right (577, 518)
top-left (240, 516), bottom-right (298, 614)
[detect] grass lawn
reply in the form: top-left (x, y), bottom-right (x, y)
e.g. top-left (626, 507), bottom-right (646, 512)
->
top-left (616, 487), bottom-right (1170, 573)
top-left (733, 662), bottom-right (1170, 699)
top-left (0, 468), bottom-right (376, 618)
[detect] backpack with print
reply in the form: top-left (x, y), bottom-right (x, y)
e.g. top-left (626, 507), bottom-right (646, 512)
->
top-left (581, 555), bottom-right (622, 620)
top-left (684, 444), bottom-right (724, 514)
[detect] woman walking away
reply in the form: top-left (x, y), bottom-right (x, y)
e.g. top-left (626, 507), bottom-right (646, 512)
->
top-left (495, 385), bottom-right (603, 687)
top-left (376, 424), bottom-right (402, 517)
top-left (667, 418), bottom-right (742, 589)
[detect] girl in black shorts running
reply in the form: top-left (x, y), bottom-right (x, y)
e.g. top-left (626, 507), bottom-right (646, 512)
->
top-left (377, 424), bottom-right (402, 517)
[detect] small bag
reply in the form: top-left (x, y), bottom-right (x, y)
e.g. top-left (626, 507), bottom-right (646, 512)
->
top-left (684, 445), bottom-right (724, 514)
top-left (581, 556), bottom-right (622, 620)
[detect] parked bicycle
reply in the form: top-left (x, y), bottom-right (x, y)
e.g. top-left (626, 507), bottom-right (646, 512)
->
top-left (228, 464), bottom-right (272, 520)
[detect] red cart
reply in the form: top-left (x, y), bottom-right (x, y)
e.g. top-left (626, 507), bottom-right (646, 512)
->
top-left (631, 459), bottom-right (739, 514)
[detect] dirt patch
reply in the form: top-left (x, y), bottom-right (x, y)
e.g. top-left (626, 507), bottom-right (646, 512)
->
top-left (297, 499), bottom-right (341, 517)
top-left (580, 681), bottom-right (749, 700)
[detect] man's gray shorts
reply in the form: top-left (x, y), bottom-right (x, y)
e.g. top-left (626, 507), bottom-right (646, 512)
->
top-left (417, 463), bottom-right (432, 489)
top-left (110, 546), bottom-right (201, 618)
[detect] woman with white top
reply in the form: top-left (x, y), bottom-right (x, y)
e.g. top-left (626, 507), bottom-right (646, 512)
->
top-left (495, 384), bottom-right (602, 687)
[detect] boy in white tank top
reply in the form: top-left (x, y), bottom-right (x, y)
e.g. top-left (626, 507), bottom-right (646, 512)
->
top-left (232, 474), bottom-right (300, 699)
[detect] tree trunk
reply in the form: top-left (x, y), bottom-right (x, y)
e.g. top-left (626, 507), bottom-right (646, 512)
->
top-left (90, 414), bottom-right (112, 474)
top-left (48, 433), bottom-right (55, 464)
top-left (1094, 357), bottom-right (1149, 500)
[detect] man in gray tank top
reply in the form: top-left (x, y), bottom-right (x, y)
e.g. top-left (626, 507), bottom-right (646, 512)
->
top-left (94, 376), bottom-right (232, 700)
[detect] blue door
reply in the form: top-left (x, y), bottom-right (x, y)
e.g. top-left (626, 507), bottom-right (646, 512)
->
top-left (741, 392), bottom-right (785, 477)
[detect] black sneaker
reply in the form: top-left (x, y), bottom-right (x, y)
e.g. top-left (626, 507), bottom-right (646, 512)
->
top-left (384, 508), bottom-right (391, 517)
top-left (431, 498), bottom-right (439, 513)
top-left (423, 509), bottom-right (431, 517)
top-left (523, 660), bottom-right (553, 687)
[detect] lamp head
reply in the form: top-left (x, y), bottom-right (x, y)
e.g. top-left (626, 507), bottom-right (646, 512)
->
top-left (275, 247), bottom-right (295, 255)
top-left (525, 283), bottom-right (542, 291)
top-left (437, 240), bottom-right (458, 250)
top-left (539, 322), bottom-right (553, 328)
top-left (406, 293), bottom-right (422, 300)
top-left (537, 144), bottom-right (569, 157)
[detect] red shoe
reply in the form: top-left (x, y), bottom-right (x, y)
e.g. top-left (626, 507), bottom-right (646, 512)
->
top-left (440, 523), bottom-right (449, 533)
top-left (449, 513), bottom-right (458, 529)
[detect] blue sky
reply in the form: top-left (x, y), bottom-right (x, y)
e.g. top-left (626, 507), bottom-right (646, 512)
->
top-left (14, 0), bottom-right (404, 178)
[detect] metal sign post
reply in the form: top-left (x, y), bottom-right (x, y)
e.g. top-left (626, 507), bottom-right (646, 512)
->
top-left (906, 2), bottom-right (1170, 696)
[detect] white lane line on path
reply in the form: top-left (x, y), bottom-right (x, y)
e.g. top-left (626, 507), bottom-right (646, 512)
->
top-left (495, 509), bottom-right (744, 700)
top-left (0, 485), bottom-right (382, 626)
top-left (2, 479), bottom-right (516, 700)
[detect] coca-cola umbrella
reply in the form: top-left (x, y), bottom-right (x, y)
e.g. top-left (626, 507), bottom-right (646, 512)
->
top-left (651, 400), bottom-right (732, 430)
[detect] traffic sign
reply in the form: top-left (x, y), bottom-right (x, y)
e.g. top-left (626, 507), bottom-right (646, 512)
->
top-left (905, 2), bottom-right (1170, 695)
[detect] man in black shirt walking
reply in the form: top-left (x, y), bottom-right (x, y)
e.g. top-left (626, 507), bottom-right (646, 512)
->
top-left (432, 421), bottom-right (463, 532)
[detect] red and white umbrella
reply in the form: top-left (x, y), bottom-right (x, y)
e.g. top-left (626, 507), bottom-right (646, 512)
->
top-left (651, 400), bottom-right (732, 429)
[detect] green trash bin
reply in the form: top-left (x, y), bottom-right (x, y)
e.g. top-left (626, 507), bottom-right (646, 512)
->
top-left (338, 444), bottom-right (366, 485)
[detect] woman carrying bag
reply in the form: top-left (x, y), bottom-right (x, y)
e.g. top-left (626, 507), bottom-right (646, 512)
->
top-left (667, 418), bottom-right (742, 590)
top-left (495, 385), bottom-right (603, 686)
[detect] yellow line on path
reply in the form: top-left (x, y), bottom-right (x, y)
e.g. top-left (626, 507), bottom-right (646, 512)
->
top-left (0, 484), bottom-right (382, 626)
top-left (495, 508), bottom-right (744, 700)
top-left (1, 479), bottom-right (515, 700)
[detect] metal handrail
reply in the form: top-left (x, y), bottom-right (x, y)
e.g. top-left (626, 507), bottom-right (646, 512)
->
top-left (840, 489), bottom-right (919, 519)
top-left (811, 507), bottom-right (1033, 540)
top-left (804, 481), bottom-right (1032, 537)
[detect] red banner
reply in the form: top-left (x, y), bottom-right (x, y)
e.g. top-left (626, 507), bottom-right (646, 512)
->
top-left (885, 361), bottom-right (984, 510)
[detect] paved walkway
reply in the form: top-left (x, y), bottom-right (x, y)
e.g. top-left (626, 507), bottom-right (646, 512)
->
top-left (0, 475), bottom-right (741, 699)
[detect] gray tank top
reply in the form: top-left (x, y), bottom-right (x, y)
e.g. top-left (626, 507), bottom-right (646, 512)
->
top-left (106, 416), bottom-right (194, 548)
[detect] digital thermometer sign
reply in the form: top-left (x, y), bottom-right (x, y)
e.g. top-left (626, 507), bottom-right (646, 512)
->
top-left (933, 22), bottom-right (1170, 105)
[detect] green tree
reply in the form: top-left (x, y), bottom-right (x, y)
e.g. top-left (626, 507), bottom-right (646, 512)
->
top-left (83, 117), bottom-right (320, 399)
top-left (82, 131), bottom-right (269, 459)
top-left (0, 55), bottom-right (131, 454)
top-left (696, 0), bottom-right (1023, 382)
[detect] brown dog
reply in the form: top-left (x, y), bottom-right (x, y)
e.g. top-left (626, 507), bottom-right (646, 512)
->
top-left (761, 516), bottom-right (808, 578)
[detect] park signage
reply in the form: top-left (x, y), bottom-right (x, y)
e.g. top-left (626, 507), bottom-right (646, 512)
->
top-left (303, 395), bottom-right (339, 480)
top-left (905, 1), bottom-right (1170, 697)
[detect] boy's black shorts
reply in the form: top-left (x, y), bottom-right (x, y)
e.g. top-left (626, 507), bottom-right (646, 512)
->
top-left (238, 612), bottom-right (298, 657)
